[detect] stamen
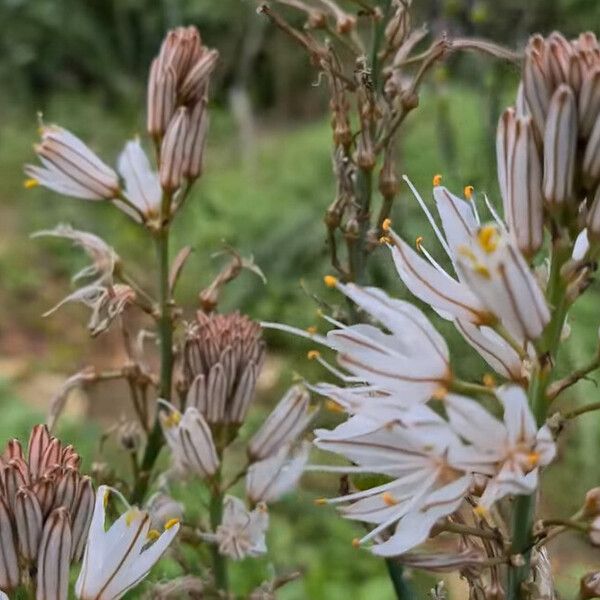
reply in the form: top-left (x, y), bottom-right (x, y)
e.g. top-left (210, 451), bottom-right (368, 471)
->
top-left (24, 178), bottom-right (39, 189)
top-left (352, 538), bottom-right (361, 548)
top-left (403, 175), bottom-right (452, 260)
top-left (147, 529), bottom-right (160, 541)
top-left (306, 326), bottom-right (318, 335)
top-left (477, 225), bottom-right (500, 254)
top-left (382, 492), bottom-right (398, 506)
top-left (432, 174), bottom-right (443, 186)
top-left (307, 350), bottom-right (320, 360)
top-left (314, 498), bottom-right (327, 506)
top-left (382, 218), bottom-right (392, 232)
top-left (526, 452), bottom-right (540, 467)
top-left (165, 518), bottom-right (180, 530)
top-left (325, 399), bottom-right (345, 413)
top-left (483, 373), bottom-right (496, 388)
top-left (473, 505), bottom-right (489, 518)
top-left (464, 185), bottom-right (481, 225)
top-left (483, 193), bottom-right (507, 231)
top-left (324, 275), bottom-right (338, 288)
top-left (432, 386), bottom-right (447, 400)
top-left (416, 236), bottom-right (455, 281)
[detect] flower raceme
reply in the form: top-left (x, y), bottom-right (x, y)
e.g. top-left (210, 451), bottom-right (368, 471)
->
top-left (24, 26), bottom-right (217, 228)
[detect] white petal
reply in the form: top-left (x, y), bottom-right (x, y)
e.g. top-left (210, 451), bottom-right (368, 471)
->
top-left (118, 139), bottom-right (161, 216)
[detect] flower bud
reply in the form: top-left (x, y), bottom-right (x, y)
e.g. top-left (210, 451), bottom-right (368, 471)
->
top-left (584, 114), bottom-right (600, 187)
top-left (147, 59), bottom-right (176, 137)
top-left (180, 49), bottom-right (219, 105)
top-left (160, 107), bottom-right (189, 191)
top-left (543, 84), bottom-right (577, 205)
top-left (182, 99), bottom-right (209, 180)
top-left (497, 108), bottom-right (544, 256)
top-left (579, 67), bottom-right (600, 138)
top-left (184, 313), bottom-right (265, 426)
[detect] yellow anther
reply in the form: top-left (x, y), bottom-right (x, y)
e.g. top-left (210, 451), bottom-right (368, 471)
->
top-left (483, 373), bottom-right (496, 388)
top-left (464, 185), bottom-right (474, 200)
top-left (314, 498), bottom-right (327, 506)
top-left (325, 399), bottom-right (344, 413)
top-left (382, 492), bottom-right (398, 506)
top-left (306, 326), bottom-right (318, 335)
top-left (307, 350), bottom-right (320, 360)
top-left (382, 218), bottom-right (392, 232)
top-left (473, 505), bottom-right (489, 518)
top-left (147, 529), bottom-right (160, 541)
top-left (352, 538), bottom-right (361, 548)
top-left (163, 410), bottom-right (181, 428)
top-left (165, 518), bottom-right (180, 530)
top-left (433, 174), bottom-right (443, 187)
top-left (324, 275), bottom-right (338, 288)
top-left (379, 235), bottom-right (391, 245)
top-left (415, 235), bottom-right (424, 250)
top-left (432, 386), bottom-right (447, 400)
top-left (125, 509), bottom-right (138, 527)
top-left (474, 264), bottom-right (491, 279)
top-left (477, 225), bottom-right (500, 254)
top-left (24, 178), bottom-right (39, 189)
top-left (526, 452), bottom-right (541, 468)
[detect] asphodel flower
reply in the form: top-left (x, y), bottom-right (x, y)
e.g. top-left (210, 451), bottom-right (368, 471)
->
top-left (312, 412), bottom-right (472, 556)
top-left (201, 496), bottom-right (268, 560)
top-left (75, 486), bottom-right (180, 600)
top-left (116, 139), bottom-right (162, 224)
top-left (183, 312), bottom-right (265, 427)
top-left (159, 402), bottom-right (220, 479)
top-left (386, 180), bottom-right (548, 377)
top-left (447, 386), bottom-right (556, 509)
top-left (0, 425), bottom-right (94, 593)
top-left (24, 125), bottom-right (120, 201)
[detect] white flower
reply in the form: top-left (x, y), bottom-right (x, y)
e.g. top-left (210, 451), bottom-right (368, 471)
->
top-left (203, 496), bottom-right (269, 560)
top-left (116, 139), bottom-right (162, 223)
top-left (25, 125), bottom-right (119, 201)
top-left (75, 486), bottom-right (180, 600)
top-left (446, 385), bottom-right (556, 509)
top-left (248, 385), bottom-right (314, 461)
top-left (314, 280), bottom-right (451, 404)
top-left (159, 403), bottom-right (219, 479)
top-left (386, 180), bottom-right (549, 373)
top-left (313, 413), bottom-right (472, 556)
top-left (32, 224), bottom-right (118, 284)
top-left (246, 441), bottom-right (310, 504)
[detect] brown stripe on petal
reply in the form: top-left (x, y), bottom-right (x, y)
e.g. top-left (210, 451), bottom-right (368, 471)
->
top-left (15, 488), bottom-right (43, 561)
top-left (28, 424), bottom-right (51, 480)
top-left (0, 495), bottom-right (20, 590)
top-left (36, 507), bottom-right (72, 600)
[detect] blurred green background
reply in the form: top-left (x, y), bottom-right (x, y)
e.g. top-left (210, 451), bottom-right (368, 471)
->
top-left (2, 0), bottom-right (600, 597)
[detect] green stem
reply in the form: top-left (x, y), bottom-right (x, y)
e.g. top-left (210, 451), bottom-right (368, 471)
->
top-left (209, 476), bottom-right (228, 592)
top-left (348, 167), bottom-right (373, 285)
top-left (385, 559), bottom-right (411, 599)
top-left (131, 227), bottom-right (173, 504)
top-left (506, 240), bottom-right (572, 599)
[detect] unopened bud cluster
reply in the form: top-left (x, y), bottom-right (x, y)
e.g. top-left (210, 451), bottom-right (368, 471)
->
top-left (498, 32), bottom-right (600, 255)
